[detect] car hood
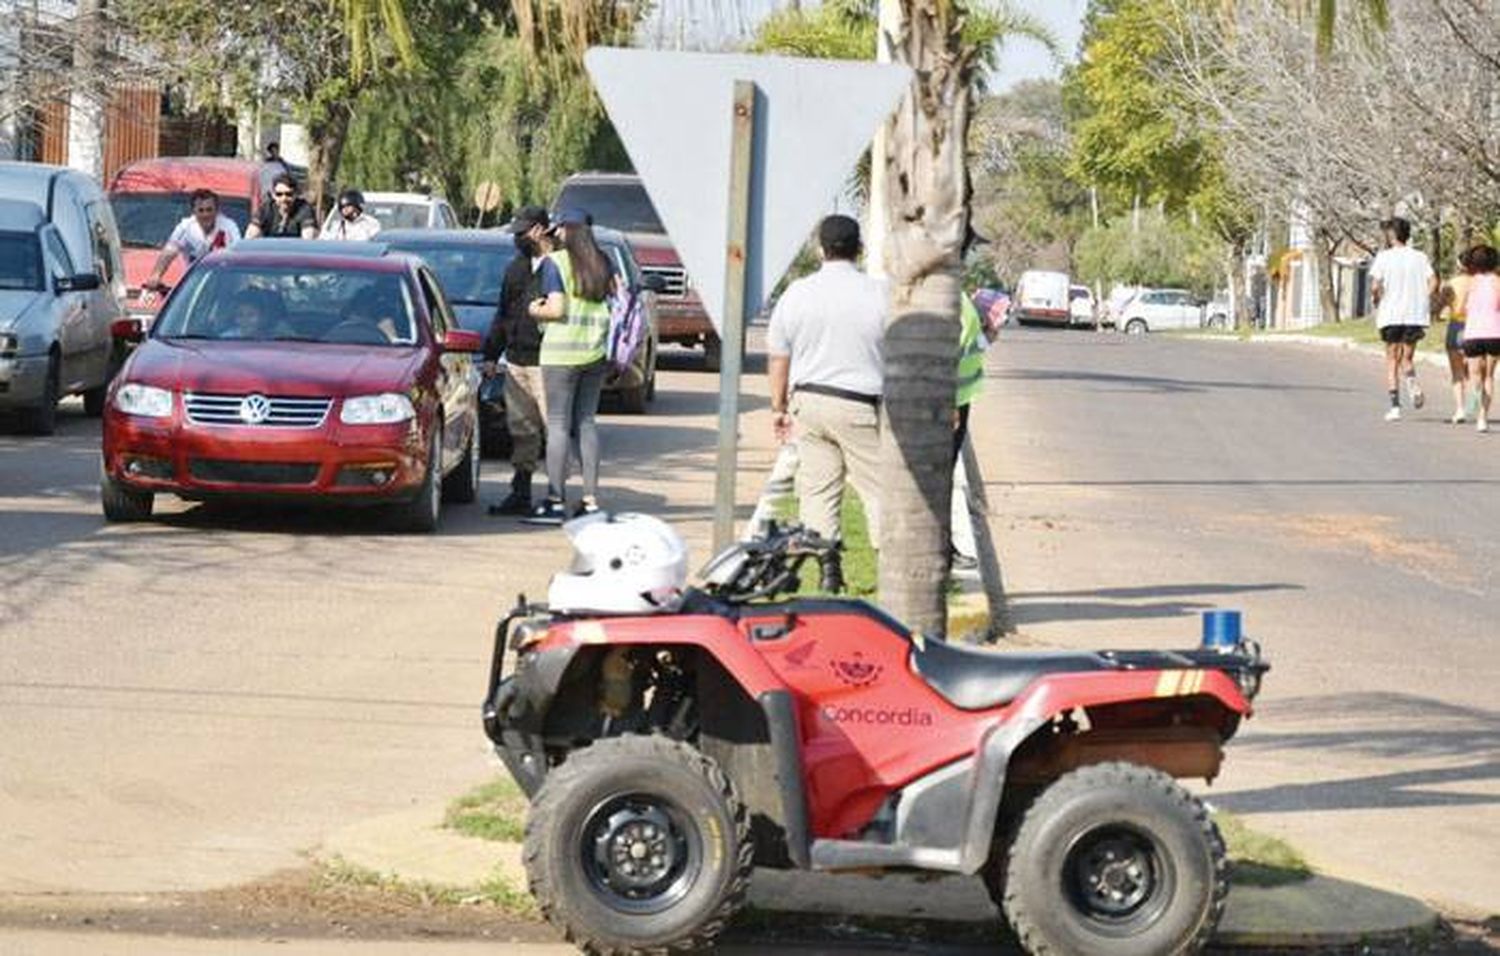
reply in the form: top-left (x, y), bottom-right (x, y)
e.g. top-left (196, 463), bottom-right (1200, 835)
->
top-left (122, 339), bottom-right (426, 397)
top-left (0, 290), bottom-right (47, 331)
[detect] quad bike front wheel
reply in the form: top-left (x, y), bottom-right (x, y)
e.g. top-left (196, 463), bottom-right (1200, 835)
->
top-left (523, 735), bottom-right (753, 955)
top-left (1000, 761), bottom-right (1228, 956)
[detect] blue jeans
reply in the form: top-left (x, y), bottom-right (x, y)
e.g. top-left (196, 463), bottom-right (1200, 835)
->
top-left (542, 361), bottom-right (606, 502)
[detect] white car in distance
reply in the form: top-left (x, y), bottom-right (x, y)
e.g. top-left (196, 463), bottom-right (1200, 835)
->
top-left (321, 191), bottom-right (460, 233)
top-left (1117, 288), bottom-right (1203, 335)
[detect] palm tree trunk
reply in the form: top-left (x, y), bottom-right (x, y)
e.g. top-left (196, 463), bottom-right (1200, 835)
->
top-left (876, 1), bottom-right (975, 637)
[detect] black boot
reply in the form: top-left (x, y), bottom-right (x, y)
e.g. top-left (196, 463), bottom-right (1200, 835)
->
top-left (488, 469), bottom-right (533, 516)
top-left (820, 550), bottom-right (845, 595)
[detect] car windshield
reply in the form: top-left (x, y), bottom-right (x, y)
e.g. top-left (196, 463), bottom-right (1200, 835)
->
top-left (0, 231), bottom-right (43, 291)
top-left (367, 202), bottom-right (430, 229)
top-left (111, 193), bottom-right (252, 249)
top-left (555, 182), bottom-right (664, 234)
top-left (387, 243), bottom-right (516, 305)
top-left (153, 264), bottom-right (418, 346)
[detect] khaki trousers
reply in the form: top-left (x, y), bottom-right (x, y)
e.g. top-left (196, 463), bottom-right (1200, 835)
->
top-left (791, 390), bottom-right (881, 546)
top-left (504, 363), bottom-right (547, 473)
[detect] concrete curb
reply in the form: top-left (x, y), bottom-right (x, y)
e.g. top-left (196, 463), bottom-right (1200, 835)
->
top-left (1183, 330), bottom-right (1451, 370)
top-left (321, 805), bottom-right (1439, 949)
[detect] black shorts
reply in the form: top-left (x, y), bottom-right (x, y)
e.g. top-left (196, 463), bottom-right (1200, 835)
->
top-left (1446, 321), bottom-right (1466, 352)
top-left (1462, 338), bottom-right (1500, 358)
top-left (1380, 324), bottom-right (1427, 345)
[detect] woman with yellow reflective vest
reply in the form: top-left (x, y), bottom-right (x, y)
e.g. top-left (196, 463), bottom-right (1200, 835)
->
top-left (523, 208), bottom-right (617, 524)
top-left (955, 291), bottom-right (989, 459)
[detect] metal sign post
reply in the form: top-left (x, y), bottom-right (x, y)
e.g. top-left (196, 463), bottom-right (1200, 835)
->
top-left (712, 81), bottom-right (757, 552)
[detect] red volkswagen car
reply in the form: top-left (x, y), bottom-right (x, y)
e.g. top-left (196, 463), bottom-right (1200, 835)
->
top-left (100, 243), bottom-right (482, 532)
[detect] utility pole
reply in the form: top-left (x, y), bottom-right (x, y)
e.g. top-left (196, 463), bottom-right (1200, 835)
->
top-left (865, 0), bottom-right (901, 278)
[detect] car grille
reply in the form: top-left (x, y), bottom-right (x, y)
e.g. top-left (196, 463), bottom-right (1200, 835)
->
top-left (641, 265), bottom-right (688, 298)
top-left (188, 459), bottom-right (320, 485)
top-left (184, 392), bottom-right (332, 428)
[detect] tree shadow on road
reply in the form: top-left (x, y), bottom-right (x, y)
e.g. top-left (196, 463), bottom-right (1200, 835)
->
top-left (998, 367), bottom-right (1357, 395)
top-left (1008, 581), bottom-right (1302, 626)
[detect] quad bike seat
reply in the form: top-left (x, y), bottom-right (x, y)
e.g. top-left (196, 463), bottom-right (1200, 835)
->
top-left (909, 637), bottom-right (1116, 711)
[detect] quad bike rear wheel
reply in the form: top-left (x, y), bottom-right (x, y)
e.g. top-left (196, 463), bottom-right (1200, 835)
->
top-left (1000, 761), bottom-right (1228, 956)
top-left (523, 735), bottom-right (753, 956)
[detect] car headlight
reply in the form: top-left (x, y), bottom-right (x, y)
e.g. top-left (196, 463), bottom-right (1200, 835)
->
top-left (340, 393), bottom-right (415, 425)
top-left (113, 383), bottom-right (174, 417)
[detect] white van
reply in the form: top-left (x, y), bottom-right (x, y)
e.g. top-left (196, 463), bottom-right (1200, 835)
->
top-left (1014, 270), bottom-right (1071, 326)
top-left (0, 162), bottom-right (127, 432)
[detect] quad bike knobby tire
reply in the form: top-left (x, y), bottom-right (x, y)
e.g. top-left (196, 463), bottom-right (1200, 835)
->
top-left (523, 735), bottom-right (753, 956)
top-left (999, 761), bottom-right (1228, 956)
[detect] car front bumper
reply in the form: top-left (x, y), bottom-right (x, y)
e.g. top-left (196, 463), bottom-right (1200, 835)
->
top-left (0, 352), bottom-right (51, 408)
top-left (103, 407), bottom-right (430, 503)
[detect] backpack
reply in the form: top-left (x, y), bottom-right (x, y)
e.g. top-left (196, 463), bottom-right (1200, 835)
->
top-left (605, 287), bottom-right (647, 373)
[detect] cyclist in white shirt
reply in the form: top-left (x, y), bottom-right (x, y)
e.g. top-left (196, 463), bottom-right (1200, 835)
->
top-left (143, 188), bottom-right (241, 297)
top-left (320, 189), bottom-right (382, 241)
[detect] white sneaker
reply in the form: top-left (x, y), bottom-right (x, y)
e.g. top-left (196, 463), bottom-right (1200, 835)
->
top-left (1479, 420), bottom-right (1490, 433)
top-left (1451, 410), bottom-right (1467, 424)
top-left (1408, 379), bottom-right (1425, 409)
top-left (1385, 407), bottom-right (1402, 422)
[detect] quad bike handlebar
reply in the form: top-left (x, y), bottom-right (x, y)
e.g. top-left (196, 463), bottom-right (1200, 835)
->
top-left (699, 522), bottom-right (841, 604)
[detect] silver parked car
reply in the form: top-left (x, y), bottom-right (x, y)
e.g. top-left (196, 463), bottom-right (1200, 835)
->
top-left (0, 162), bottom-right (127, 433)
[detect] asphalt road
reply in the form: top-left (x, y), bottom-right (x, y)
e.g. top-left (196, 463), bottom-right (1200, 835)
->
top-left (0, 349), bottom-right (755, 899)
top-left (982, 328), bottom-right (1500, 917)
top-left (2, 325), bottom-right (1496, 951)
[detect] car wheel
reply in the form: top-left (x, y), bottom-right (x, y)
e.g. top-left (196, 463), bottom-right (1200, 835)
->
top-left (1124, 319), bottom-right (1148, 336)
top-left (524, 735), bottom-right (753, 955)
top-left (442, 420), bottom-right (480, 504)
top-left (702, 334), bottom-right (722, 373)
top-left (394, 427), bottom-right (442, 533)
top-left (645, 344), bottom-right (658, 401)
top-left (1001, 762), bottom-right (1227, 956)
top-left (17, 352), bottom-right (60, 435)
top-left (100, 468), bottom-right (154, 522)
top-left (616, 382), bottom-right (648, 414)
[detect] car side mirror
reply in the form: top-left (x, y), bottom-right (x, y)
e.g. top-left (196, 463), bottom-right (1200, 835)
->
top-left (110, 317), bottom-right (145, 343)
top-left (642, 273), bottom-right (668, 294)
top-left (57, 272), bottom-right (102, 293)
top-left (442, 329), bottom-right (484, 353)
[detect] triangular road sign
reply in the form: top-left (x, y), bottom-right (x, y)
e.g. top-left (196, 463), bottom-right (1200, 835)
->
top-left (585, 48), bottom-right (911, 334)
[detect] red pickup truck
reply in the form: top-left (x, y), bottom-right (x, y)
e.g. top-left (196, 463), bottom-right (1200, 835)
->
top-left (553, 172), bottom-right (725, 370)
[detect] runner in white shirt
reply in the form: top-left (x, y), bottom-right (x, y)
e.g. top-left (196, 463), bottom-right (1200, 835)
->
top-left (1369, 217), bottom-right (1437, 422)
top-left (320, 189), bottom-right (382, 241)
top-left (143, 188), bottom-right (240, 297)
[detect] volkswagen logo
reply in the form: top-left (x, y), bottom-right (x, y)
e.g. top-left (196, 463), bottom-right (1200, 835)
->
top-left (238, 393), bottom-right (272, 425)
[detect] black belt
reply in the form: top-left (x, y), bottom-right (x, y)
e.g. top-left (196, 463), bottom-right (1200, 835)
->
top-left (796, 383), bottom-right (881, 408)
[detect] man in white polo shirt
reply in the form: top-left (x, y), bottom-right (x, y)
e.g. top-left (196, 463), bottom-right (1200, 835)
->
top-left (767, 215), bottom-right (887, 592)
top-left (142, 188), bottom-right (240, 296)
top-left (1370, 216), bottom-right (1437, 422)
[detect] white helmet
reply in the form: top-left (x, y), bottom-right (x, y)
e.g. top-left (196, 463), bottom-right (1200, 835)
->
top-left (547, 512), bottom-right (688, 614)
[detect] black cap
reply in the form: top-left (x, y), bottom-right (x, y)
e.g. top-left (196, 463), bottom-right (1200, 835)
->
top-left (509, 205), bottom-right (550, 235)
top-left (818, 214), bottom-right (861, 257)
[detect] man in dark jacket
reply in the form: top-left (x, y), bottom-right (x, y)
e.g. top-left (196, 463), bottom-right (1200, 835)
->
top-left (486, 206), bottom-right (553, 514)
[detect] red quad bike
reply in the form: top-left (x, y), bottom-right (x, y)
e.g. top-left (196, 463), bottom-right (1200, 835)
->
top-left (483, 517), bottom-right (1269, 956)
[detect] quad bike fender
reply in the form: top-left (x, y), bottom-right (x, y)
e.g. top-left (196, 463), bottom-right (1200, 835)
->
top-left (1007, 667), bottom-right (1253, 724)
top-left (483, 614), bottom-right (789, 797)
top-left (810, 669), bottom-right (1252, 876)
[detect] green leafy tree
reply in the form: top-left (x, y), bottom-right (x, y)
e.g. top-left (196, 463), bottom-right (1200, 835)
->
top-left (117, 0), bottom-right (419, 210)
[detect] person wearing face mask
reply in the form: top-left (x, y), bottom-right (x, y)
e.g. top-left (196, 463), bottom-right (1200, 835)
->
top-left (486, 206), bottom-right (555, 515)
top-left (319, 188), bottom-right (382, 241)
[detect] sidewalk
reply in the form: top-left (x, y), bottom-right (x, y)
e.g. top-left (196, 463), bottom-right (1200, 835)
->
top-left (318, 801), bottom-right (1439, 950)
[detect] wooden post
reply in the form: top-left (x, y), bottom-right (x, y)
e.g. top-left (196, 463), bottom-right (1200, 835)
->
top-left (712, 80), bottom-right (757, 554)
